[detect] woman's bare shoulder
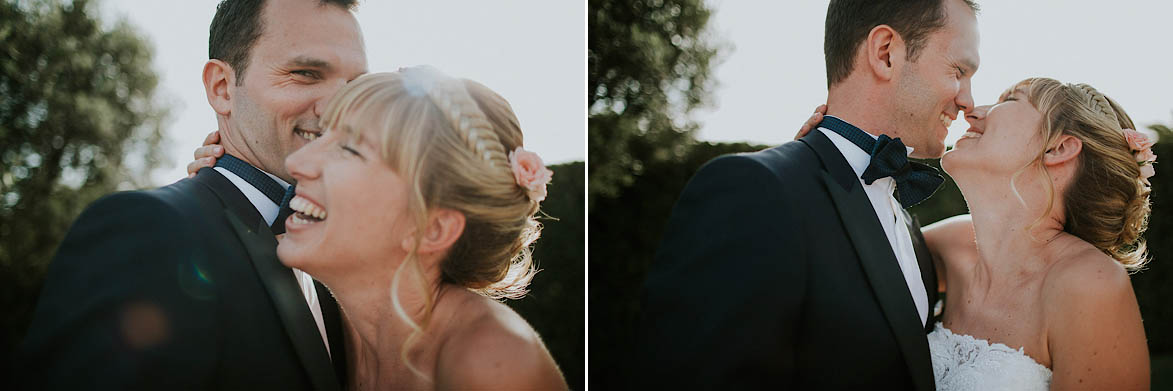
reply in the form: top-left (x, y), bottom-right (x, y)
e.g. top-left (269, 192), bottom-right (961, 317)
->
top-left (434, 290), bottom-right (566, 390)
top-left (1041, 241), bottom-right (1140, 337)
top-left (1041, 241), bottom-right (1149, 389)
top-left (1043, 243), bottom-right (1133, 305)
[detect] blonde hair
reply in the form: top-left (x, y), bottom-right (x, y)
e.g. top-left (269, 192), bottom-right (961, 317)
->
top-left (318, 67), bottom-right (542, 378)
top-left (1008, 77), bottom-right (1151, 270)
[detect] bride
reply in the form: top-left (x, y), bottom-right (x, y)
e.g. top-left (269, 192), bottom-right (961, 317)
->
top-left (193, 67), bottom-right (566, 389)
top-left (803, 77), bottom-right (1153, 390)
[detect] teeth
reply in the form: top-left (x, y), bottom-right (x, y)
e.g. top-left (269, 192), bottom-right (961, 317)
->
top-left (960, 131), bottom-right (982, 139)
top-left (296, 130), bottom-right (319, 141)
top-left (290, 214), bottom-right (312, 225)
top-left (289, 195), bottom-right (327, 220)
top-left (940, 113), bottom-right (953, 128)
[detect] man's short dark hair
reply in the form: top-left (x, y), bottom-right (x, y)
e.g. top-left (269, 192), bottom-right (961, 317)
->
top-left (824, 0), bottom-right (978, 88)
top-left (208, 0), bottom-right (358, 85)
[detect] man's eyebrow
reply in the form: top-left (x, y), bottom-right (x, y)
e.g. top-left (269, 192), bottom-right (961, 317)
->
top-left (287, 56), bottom-right (333, 71)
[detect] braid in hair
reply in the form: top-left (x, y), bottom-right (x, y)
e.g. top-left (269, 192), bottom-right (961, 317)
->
top-left (407, 67), bottom-right (512, 170)
top-left (1070, 83), bottom-right (1121, 128)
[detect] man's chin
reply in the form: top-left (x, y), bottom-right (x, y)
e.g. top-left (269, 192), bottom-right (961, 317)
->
top-left (910, 143), bottom-right (946, 159)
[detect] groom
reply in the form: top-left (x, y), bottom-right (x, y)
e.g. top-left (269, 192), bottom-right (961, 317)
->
top-left (638, 0), bottom-right (979, 389)
top-left (17, 0), bottom-right (367, 389)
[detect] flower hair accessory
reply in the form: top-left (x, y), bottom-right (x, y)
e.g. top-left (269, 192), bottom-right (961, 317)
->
top-left (509, 147), bottom-right (553, 202)
top-left (1123, 129), bottom-right (1157, 186)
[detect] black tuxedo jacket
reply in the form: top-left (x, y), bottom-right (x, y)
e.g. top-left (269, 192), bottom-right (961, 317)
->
top-left (17, 168), bottom-right (347, 390)
top-left (638, 130), bottom-right (938, 390)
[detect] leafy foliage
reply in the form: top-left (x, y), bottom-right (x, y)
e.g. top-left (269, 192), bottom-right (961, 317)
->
top-left (508, 162), bottom-right (585, 390)
top-left (588, 0), bottom-right (725, 200)
top-left (0, 0), bottom-right (170, 364)
top-left (1131, 123), bottom-right (1173, 355)
top-left (588, 140), bottom-right (765, 387)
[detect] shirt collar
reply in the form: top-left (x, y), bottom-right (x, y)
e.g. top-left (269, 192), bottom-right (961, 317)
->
top-left (213, 166), bottom-right (289, 226)
top-left (817, 115), bottom-right (915, 178)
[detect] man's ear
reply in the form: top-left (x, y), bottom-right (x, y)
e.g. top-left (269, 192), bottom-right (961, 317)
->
top-left (1043, 134), bottom-right (1082, 167)
top-left (864, 25), bottom-right (901, 82)
top-left (405, 208), bottom-right (466, 256)
top-left (203, 59), bottom-right (235, 116)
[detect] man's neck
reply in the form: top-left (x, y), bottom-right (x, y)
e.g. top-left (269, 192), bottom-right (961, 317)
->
top-left (218, 119), bottom-right (291, 183)
top-left (825, 83), bottom-right (894, 139)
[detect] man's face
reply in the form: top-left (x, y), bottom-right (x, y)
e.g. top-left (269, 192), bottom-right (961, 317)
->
top-left (891, 0), bottom-right (979, 159)
top-left (230, 0), bottom-right (368, 181)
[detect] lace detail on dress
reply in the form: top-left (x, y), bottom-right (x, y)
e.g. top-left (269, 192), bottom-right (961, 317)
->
top-left (927, 322), bottom-right (1052, 391)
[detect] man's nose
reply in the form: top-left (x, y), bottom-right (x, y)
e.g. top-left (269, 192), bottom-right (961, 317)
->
top-left (956, 85), bottom-right (975, 116)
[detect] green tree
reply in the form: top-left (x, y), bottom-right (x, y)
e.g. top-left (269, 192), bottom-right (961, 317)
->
top-left (588, 0), bottom-right (725, 200)
top-left (0, 0), bottom-right (169, 360)
top-left (508, 162), bottom-right (586, 390)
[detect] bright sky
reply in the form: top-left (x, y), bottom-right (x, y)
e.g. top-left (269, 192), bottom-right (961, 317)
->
top-left (97, 0), bottom-right (585, 186)
top-left (697, 0), bottom-right (1173, 148)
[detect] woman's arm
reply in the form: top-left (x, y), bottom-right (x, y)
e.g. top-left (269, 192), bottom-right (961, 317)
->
top-left (921, 214), bottom-right (976, 293)
top-left (1046, 255), bottom-right (1149, 390)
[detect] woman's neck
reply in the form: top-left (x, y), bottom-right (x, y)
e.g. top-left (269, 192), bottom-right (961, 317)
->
top-left (959, 173), bottom-right (1070, 288)
top-left (328, 263), bottom-right (443, 390)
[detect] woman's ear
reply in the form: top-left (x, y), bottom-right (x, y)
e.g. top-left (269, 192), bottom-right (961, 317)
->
top-left (415, 208), bottom-right (466, 255)
top-left (864, 24), bottom-right (901, 82)
top-left (203, 59), bottom-right (236, 116)
top-left (1043, 134), bottom-right (1082, 167)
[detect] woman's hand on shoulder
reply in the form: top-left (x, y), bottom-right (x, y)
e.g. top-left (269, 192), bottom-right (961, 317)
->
top-left (435, 302), bottom-right (567, 390)
top-left (186, 130), bottom-right (224, 178)
top-left (1045, 251), bottom-right (1149, 390)
top-left (793, 104), bottom-right (827, 140)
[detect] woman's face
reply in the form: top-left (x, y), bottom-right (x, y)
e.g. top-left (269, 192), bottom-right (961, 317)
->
top-left (941, 87), bottom-right (1047, 180)
top-left (277, 125), bottom-right (415, 278)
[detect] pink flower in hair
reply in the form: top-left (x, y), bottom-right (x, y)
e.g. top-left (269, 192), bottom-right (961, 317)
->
top-left (1140, 164), bottom-right (1156, 186)
top-left (509, 147), bottom-right (553, 202)
top-left (1135, 148), bottom-right (1157, 164)
top-left (1124, 129), bottom-right (1157, 186)
top-left (1124, 129), bottom-right (1155, 152)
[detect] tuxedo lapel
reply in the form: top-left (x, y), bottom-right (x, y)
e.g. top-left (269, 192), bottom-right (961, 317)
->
top-left (195, 167), bottom-right (339, 390)
top-left (192, 167), bottom-right (266, 230)
top-left (800, 131), bottom-right (935, 391)
top-left (224, 212), bottom-right (340, 391)
top-left (316, 280), bottom-right (348, 389)
top-left (903, 210), bottom-right (939, 329)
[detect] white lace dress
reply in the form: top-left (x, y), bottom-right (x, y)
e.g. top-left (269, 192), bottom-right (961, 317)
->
top-left (927, 322), bottom-right (1052, 390)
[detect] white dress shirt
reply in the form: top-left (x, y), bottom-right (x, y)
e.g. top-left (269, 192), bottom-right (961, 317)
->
top-left (818, 122), bottom-right (929, 325)
top-left (214, 167), bottom-right (332, 356)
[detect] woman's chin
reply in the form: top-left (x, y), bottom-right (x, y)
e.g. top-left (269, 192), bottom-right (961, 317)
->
top-left (276, 240), bottom-right (311, 270)
top-left (941, 148), bottom-right (962, 174)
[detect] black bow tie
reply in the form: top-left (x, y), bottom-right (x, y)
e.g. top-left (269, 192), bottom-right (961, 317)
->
top-left (214, 154), bottom-right (295, 234)
top-left (818, 116), bottom-right (943, 208)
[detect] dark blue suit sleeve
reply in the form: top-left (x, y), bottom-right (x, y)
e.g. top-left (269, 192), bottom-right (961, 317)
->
top-left (18, 192), bottom-right (219, 390)
top-left (639, 154), bottom-right (808, 388)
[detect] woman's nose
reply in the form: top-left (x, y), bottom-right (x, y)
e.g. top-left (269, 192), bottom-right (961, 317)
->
top-left (965, 105), bottom-right (991, 126)
top-left (286, 134), bottom-right (325, 182)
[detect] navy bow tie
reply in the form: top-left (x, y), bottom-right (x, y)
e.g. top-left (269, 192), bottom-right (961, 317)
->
top-left (214, 154), bottom-right (295, 234)
top-left (818, 116), bottom-right (943, 208)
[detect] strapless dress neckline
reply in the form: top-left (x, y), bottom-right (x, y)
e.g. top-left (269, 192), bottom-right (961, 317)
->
top-left (927, 322), bottom-right (1052, 390)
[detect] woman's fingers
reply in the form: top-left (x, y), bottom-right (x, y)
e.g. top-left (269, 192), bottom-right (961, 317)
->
top-left (794, 104), bottom-right (827, 140)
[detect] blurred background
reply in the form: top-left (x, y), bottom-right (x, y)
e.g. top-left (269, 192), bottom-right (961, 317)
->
top-left (589, 0), bottom-right (1172, 388)
top-left (1, 0), bottom-right (584, 388)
